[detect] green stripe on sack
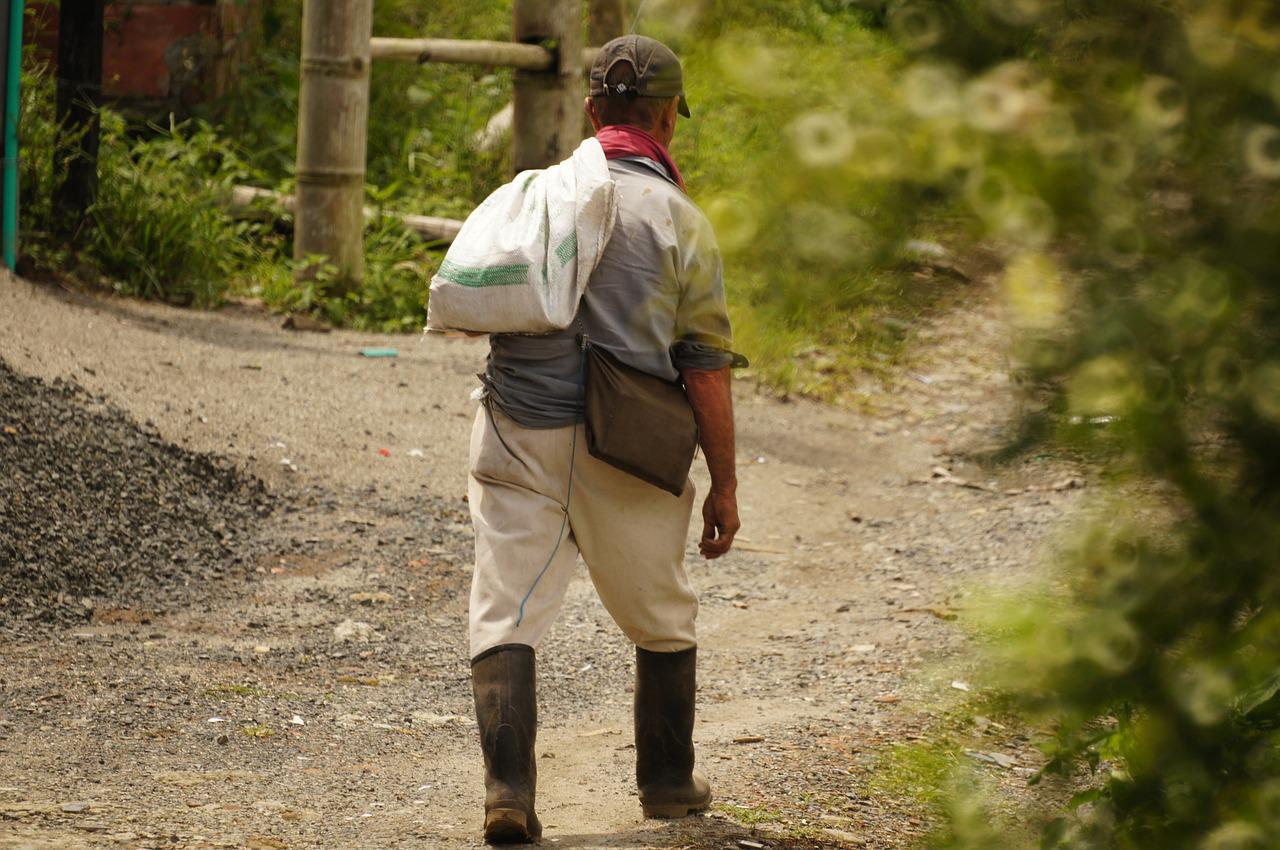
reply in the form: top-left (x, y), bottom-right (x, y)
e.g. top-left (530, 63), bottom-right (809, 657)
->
top-left (438, 259), bottom-right (529, 288)
top-left (555, 231), bottom-right (577, 267)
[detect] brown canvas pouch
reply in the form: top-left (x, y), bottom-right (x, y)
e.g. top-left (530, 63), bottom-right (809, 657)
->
top-left (581, 340), bottom-right (698, 497)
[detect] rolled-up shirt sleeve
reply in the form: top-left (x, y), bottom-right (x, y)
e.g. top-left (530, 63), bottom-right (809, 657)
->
top-left (671, 211), bottom-right (749, 372)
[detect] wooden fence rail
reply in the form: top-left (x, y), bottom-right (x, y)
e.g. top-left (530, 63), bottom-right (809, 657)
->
top-left (230, 186), bottom-right (463, 243)
top-left (371, 37), bottom-right (600, 72)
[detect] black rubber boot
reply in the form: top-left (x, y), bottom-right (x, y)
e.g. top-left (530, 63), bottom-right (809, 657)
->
top-left (634, 646), bottom-right (712, 818)
top-left (472, 644), bottom-right (542, 844)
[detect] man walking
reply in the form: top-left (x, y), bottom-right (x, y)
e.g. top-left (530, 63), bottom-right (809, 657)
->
top-left (467, 34), bottom-right (743, 844)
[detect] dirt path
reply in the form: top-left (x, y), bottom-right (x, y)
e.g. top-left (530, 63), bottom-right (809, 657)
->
top-left (0, 271), bottom-right (1082, 850)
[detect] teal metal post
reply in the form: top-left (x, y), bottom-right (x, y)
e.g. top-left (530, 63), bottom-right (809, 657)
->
top-left (2, 0), bottom-right (22, 269)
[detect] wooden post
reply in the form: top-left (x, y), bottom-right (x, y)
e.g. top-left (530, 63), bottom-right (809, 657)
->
top-left (294, 0), bottom-right (373, 294)
top-left (53, 0), bottom-right (104, 234)
top-left (588, 0), bottom-right (627, 46)
top-left (512, 0), bottom-right (584, 174)
top-left (584, 0), bottom-right (626, 137)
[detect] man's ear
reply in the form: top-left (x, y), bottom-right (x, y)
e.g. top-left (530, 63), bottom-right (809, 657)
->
top-left (585, 98), bottom-right (604, 133)
top-left (662, 98), bottom-right (680, 133)
top-left (650, 98), bottom-right (677, 141)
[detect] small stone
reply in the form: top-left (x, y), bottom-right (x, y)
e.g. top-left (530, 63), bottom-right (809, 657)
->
top-left (349, 592), bottom-right (393, 605)
top-left (333, 619), bottom-right (382, 642)
top-left (61, 801), bottom-right (90, 813)
top-left (822, 828), bottom-right (863, 844)
top-left (410, 711), bottom-right (473, 728)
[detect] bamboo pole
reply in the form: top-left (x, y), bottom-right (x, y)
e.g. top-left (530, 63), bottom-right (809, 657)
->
top-left (512, 0), bottom-right (584, 174)
top-left (230, 185), bottom-right (463, 243)
top-left (371, 37), bottom-right (554, 70)
top-left (371, 36), bottom-right (600, 72)
top-left (294, 0), bottom-right (373, 294)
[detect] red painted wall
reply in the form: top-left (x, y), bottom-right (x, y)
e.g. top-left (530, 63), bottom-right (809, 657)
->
top-left (25, 1), bottom-right (256, 106)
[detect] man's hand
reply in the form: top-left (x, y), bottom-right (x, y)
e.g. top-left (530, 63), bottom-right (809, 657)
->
top-left (700, 487), bottom-right (740, 559)
top-left (683, 365), bottom-right (740, 560)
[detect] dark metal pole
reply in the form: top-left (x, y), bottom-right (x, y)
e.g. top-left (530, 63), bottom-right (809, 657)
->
top-left (53, 0), bottom-right (104, 233)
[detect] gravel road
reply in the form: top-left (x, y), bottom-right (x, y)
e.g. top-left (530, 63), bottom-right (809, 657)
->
top-left (0, 271), bottom-right (1083, 850)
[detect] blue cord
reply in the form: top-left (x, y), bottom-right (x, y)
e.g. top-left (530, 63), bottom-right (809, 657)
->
top-left (514, 422), bottom-right (578, 627)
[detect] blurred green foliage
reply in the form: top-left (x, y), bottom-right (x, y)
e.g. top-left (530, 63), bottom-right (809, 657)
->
top-left (789, 1), bottom-right (1280, 848)
top-left (639, 0), bottom-right (973, 391)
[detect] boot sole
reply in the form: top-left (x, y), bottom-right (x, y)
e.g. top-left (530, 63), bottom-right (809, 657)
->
top-left (640, 792), bottom-right (712, 819)
top-left (485, 808), bottom-right (540, 844)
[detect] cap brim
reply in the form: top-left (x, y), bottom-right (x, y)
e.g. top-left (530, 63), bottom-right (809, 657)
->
top-left (678, 95), bottom-right (691, 118)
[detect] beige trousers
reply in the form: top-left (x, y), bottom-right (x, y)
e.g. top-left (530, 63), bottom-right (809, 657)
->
top-left (467, 403), bottom-right (699, 659)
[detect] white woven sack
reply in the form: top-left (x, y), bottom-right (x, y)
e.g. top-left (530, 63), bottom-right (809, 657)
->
top-left (425, 137), bottom-right (617, 334)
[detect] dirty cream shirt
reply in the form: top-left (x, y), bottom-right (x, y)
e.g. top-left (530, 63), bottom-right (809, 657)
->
top-left (483, 157), bottom-right (743, 428)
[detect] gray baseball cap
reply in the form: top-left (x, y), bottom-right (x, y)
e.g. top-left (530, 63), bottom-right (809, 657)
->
top-left (589, 34), bottom-right (691, 118)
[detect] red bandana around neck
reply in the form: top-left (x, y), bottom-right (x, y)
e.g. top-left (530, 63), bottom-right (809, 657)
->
top-left (594, 125), bottom-right (686, 193)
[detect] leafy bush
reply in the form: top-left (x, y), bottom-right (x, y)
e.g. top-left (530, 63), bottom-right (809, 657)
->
top-left (19, 54), bottom-right (263, 306)
top-left (86, 114), bottom-right (261, 306)
top-left (17, 58), bottom-right (60, 267)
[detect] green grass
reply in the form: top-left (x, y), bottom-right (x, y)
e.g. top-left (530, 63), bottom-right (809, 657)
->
top-left (868, 741), bottom-right (962, 813)
top-left (203, 682), bottom-right (305, 701)
top-left (239, 724), bottom-right (276, 739)
top-left (715, 802), bottom-right (786, 825)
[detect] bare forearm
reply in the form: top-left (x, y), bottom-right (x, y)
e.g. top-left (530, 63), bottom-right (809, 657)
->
top-left (682, 366), bottom-right (736, 492)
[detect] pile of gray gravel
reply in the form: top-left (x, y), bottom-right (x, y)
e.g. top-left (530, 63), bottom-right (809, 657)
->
top-left (0, 358), bottom-right (272, 626)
